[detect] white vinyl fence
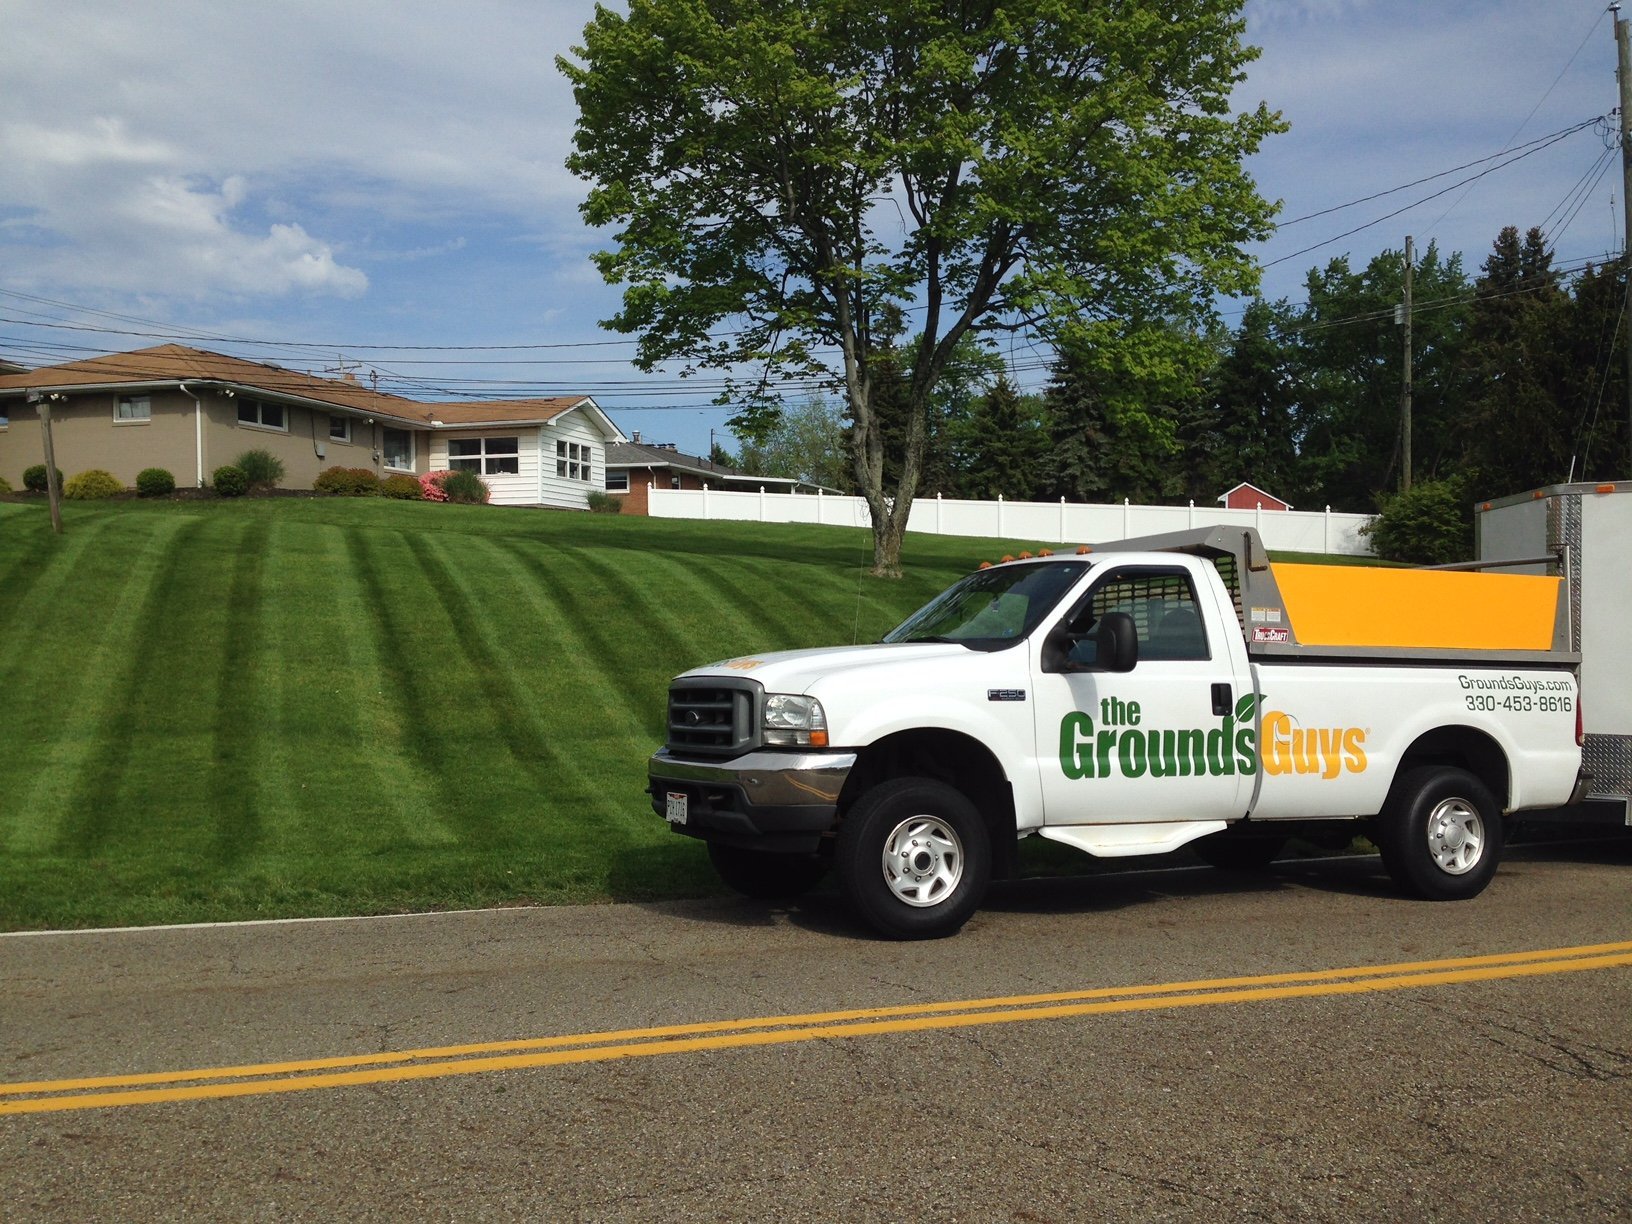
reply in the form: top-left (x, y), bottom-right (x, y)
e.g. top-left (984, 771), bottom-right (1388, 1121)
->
top-left (648, 485), bottom-right (1374, 556)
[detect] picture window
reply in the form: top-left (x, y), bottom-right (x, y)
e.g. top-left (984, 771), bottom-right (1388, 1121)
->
top-left (449, 436), bottom-right (520, 476)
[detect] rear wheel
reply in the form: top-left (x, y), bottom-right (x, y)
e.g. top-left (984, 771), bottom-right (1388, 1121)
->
top-left (836, 777), bottom-right (991, 940)
top-left (1376, 766), bottom-right (1502, 901)
top-left (707, 842), bottom-right (828, 900)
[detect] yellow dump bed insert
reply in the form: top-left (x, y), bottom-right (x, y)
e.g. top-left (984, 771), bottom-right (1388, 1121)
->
top-left (1271, 564), bottom-right (1564, 652)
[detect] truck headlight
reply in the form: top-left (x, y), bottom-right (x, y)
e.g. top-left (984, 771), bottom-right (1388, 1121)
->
top-left (763, 694), bottom-right (829, 747)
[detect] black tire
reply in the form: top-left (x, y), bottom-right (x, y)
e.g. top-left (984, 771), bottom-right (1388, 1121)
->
top-left (707, 842), bottom-right (829, 900)
top-left (835, 777), bottom-right (991, 940)
top-left (1194, 831), bottom-right (1288, 872)
top-left (1375, 766), bottom-right (1503, 901)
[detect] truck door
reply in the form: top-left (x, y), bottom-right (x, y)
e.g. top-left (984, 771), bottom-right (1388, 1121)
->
top-left (1031, 562), bottom-right (1252, 825)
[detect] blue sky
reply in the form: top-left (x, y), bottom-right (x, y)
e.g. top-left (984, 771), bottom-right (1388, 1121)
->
top-left (0, 0), bottom-right (1622, 457)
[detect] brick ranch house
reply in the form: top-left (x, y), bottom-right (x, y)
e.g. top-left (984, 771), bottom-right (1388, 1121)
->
top-left (604, 434), bottom-right (810, 515)
top-left (0, 344), bottom-right (624, 509)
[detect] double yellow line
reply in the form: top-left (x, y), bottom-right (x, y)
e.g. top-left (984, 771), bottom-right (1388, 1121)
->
top-left (5, 940), bottom-right (1630, 1116)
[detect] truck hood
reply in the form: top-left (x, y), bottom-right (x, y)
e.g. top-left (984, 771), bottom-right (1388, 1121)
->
top-left (680, 642), bottom-right (982, 694)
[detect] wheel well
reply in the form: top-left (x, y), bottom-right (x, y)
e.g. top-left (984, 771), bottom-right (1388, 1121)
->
top-left (1394, 726), bottom-right (1510, 810)
top-left (839, 729), bottom-right (1020, 877)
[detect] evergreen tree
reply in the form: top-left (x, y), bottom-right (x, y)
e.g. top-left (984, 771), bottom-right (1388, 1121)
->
top-left (1556, 261), bottom-right (1629, 483)
top-left (956, 378), bottom-right (1047, 501)
top-left (1178, 298), bottom-right (1298, 503)
top-left (1455, 226), bottom-right (1570, 496)
top-left (1040, 348), bottom-right (1183, 504)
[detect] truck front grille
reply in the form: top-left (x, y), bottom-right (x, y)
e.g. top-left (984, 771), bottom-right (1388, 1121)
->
top-left (667, 678), bottom-right (759, 756)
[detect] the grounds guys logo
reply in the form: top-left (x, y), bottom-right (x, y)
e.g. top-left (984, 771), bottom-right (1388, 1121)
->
top-left (1059, 694), bottom-right (1367, 781)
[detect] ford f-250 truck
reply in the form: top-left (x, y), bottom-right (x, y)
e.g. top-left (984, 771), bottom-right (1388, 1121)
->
top-left (648, 526), bottom-right (1585, 938)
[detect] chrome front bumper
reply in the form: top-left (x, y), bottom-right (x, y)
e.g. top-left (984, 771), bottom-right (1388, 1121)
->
top-left (646, 748), bottom-right (858, 852)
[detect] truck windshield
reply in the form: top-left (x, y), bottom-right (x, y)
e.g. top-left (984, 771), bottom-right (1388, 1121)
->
top-left (883, 562), bottom-right (1091, 650)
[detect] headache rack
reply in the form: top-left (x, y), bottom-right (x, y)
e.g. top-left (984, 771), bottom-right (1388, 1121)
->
top-left (1090, 525), bottom-right (1576, 666)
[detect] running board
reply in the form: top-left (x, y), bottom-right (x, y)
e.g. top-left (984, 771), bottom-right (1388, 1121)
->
top-left (1039, 821), bottom-right (1230, 859)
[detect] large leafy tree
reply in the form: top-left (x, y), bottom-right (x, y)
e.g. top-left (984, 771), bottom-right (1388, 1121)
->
top-left (561, 0), bottom-right (1283, 574)
top-left (733, 395), bottom-right (854, 489)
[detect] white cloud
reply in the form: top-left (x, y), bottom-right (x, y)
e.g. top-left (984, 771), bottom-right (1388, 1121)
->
top-left (0, 0), bottom-right (599, 306)
top-left (0, 119), bottom-right (367, 299)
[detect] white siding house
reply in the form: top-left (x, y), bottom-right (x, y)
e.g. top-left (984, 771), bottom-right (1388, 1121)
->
top-left (426, 399), bottom-right (624, 509)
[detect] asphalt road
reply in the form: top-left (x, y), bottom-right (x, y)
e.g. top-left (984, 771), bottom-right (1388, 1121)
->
top-left (4, 839), bottom-right (1631, 1222)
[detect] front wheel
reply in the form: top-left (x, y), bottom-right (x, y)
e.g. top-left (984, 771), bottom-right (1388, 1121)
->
top-left (707, 842), bottom-right (829, 900)
top-left (835, 778), bottom-right (991, 940)
top-left (1376, 766), bottom-right (1503, 901)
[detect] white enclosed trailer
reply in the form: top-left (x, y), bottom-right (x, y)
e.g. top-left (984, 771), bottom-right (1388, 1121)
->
top-left (1476, 482), bottom-right (1632, 824)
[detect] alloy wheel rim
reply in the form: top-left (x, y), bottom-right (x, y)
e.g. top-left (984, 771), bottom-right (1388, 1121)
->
top-left (1426, 797), bottom-right (1484, 875)
top-left (881, 815), bottom-right (963, 907)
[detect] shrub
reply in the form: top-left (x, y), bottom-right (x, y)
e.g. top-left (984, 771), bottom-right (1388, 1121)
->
top-left (1361, 476), bottom-right (1472, 565)
top-left (136, 467), bottom-right (176, 498)
top-left (213, 465), bottom-right (249, 498)
top-left (23, 464), bottom-right (62, 493)
top-left (440, 469), bottom-right (490, 504)
top-left (381, 473), bottom-right (423, 500)
top-left (63, 469), bottom-right (126, 500)
top-left (418, 470), bottom-right (452, 502)
top-left (313, 466), bottom-right (381, 496)
top-left (233, 448), bottom-right (286, 490)
top-left (0, 475), bottom-right (12, 495)
top-left (586, 490), bottom-right (623, 514)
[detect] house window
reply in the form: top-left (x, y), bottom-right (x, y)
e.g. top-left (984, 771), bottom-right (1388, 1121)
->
top-left (382, 428), bottom-right (413, 471)
top-left (555, 440), bottom-right (593, 481)
top-left (604, 470), bottom-right (629, 492)
top-left (238, 399), bottom-right (286, 431)
top-left (449, 436), bottom-right (520, 476)
top-left (116, 395), bottom-right (151, 422)
top-left (329, 416), bottom-right (352, 443)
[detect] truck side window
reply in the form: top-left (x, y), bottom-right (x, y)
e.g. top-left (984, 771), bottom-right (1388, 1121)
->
top-left (1065, 568), bottom-right (1211, 665)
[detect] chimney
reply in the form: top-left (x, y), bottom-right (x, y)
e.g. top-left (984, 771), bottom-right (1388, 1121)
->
top-left (632, 430), bottom-right (642, 444)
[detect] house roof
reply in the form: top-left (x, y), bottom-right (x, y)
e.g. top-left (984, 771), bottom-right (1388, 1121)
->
top-left (0, 344), bottom-right (622, 438)
top-left (606, 441), bottom-right (743, 479)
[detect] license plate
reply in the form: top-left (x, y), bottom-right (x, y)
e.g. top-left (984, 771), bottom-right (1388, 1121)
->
top-left (665, 791), bottom-right (688, 825)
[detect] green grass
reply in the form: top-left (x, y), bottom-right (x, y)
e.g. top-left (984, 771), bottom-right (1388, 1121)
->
top-left (0, 497), bottom-right (998, 929)
top-left (0, 498), bottom-right (1374, 930)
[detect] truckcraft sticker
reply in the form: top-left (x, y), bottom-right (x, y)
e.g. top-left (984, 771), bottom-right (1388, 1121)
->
top-left (1059, 694), bottom-right (1368, 781)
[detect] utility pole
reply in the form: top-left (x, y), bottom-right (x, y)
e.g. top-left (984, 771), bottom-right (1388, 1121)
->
top-left (1617, 4), bottom-right (1632, 474)
top-left (1399, 234), bottom-right (1414, 493)
top-left (33, 395), bottom-right (63, 535)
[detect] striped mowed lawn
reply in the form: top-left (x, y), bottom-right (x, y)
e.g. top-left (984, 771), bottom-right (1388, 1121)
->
top-left (0, 497), bottom-right (986, 930)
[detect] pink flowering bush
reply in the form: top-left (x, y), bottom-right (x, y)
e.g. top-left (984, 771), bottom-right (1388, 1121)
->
top-left (419, 470), bottom-right (452, 502)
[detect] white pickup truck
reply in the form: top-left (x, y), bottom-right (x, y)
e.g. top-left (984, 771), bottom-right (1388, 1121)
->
top-left (648, 526), bottom-right (1585, 938)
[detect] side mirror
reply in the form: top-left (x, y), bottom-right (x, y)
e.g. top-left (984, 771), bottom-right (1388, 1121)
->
top-left (1093, 611), bottom-right (1138, 673)
top-left (1041, 609), bottom-right (1139, 673)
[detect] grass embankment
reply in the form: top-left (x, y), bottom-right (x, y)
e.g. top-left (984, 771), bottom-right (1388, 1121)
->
top-left (0, 498), bottom-right (999, 929)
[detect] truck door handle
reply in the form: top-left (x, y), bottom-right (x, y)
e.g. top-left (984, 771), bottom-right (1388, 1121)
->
top-left (1211, 683), bottom-right (1232, 717)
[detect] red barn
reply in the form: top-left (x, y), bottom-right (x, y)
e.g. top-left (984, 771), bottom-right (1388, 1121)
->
top-left (1217, 482), bottom-right (1292, 512)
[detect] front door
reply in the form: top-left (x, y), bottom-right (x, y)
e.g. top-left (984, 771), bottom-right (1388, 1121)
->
top-left (1032, 563), bottom-right (1251, 825)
